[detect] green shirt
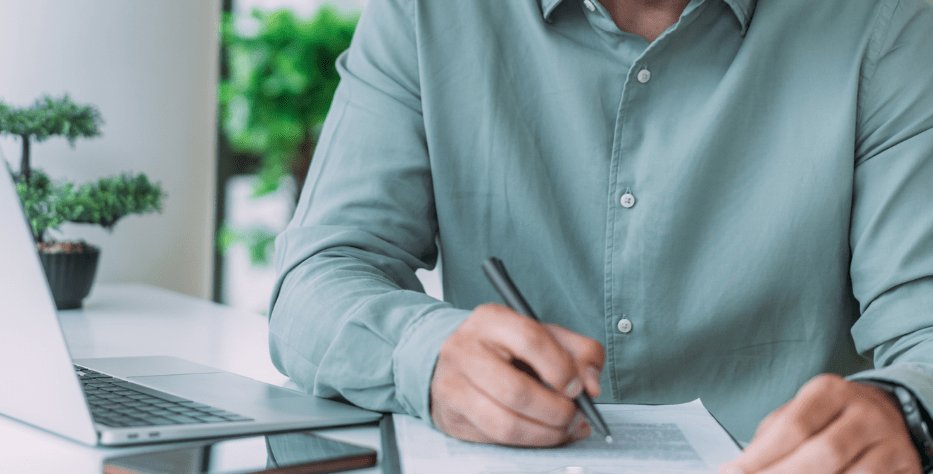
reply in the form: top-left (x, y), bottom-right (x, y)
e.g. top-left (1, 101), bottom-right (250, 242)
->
top-left (269, 0), bottom-right (933, 441)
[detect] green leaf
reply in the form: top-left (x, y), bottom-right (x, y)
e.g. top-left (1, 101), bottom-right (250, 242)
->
top-left (0, 94), bottom-right (103, 144)
top-left (218, 6), bottom-right (358, 199)
top-left (59, 173), bottom-right (165, 229)
top-left (216, 225), bottom-right (277, 266)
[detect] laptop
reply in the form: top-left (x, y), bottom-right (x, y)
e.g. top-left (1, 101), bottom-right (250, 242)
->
top-left (0, 168), bottom-right (381, 446)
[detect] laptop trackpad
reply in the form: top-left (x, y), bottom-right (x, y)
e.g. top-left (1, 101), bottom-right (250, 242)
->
top-left (129, 372), bottom-right (306, 406)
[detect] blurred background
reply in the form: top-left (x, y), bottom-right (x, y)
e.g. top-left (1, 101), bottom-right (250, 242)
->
top-left (0, 0), bottom-right (442, 313)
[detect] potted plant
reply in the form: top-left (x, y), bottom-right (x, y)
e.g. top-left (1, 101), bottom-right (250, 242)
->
top-left (0, 95), bottom-right (165, 309)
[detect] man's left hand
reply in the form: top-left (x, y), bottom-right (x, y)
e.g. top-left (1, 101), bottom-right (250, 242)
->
top-left (720, 374), bottom-right (921, 474)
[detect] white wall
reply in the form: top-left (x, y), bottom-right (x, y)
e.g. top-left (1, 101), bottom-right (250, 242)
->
top-left (0, 0), bottom-right (220, 298)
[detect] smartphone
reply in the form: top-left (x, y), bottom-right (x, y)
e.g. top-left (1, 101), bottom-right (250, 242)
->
top-left (102, 430), bottom-right (377, 474)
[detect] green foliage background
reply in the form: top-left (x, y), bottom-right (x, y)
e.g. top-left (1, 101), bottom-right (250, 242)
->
top-left (218, 6), bottom-right (357, 265)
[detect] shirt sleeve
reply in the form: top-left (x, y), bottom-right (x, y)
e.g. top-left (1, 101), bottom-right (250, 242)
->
top-left (847, 0), bottom-right (933, 418)
top-left (267, 0), bottom-right (470, 422)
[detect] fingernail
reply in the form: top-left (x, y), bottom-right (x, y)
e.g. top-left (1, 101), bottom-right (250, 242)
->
top-left (564, 378), bottom-right (583, 398)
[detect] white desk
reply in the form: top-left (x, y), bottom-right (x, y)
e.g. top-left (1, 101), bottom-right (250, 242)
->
top-left (0, 284), bottom-right (384, 473)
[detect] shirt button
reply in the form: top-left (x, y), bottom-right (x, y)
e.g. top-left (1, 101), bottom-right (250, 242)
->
top-left (619, 192), bottom-right (636, 208)
top-left (617, 318), bottom-right (633, 334)
top-left (583, 0), bottom-right (596, 12)
top-left (636, 68), bottom-right (652, 84)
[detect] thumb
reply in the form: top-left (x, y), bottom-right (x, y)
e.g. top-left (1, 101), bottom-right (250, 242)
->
top-left (545, 324), bottom-right (604, 398)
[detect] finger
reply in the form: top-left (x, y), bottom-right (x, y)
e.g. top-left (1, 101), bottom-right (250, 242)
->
top-left (757, 405), bottom-right (882, 474)
top-left (471, 305), bottom-right (582, 398)
top-left (545, 324), bottom-right (605, 397)
top-left (452, 375), bottom-right (573, 446)
top-left (723, 374), bottom-right (849, 473)
top-left (454, 344), bottom-right (578, 429)
top-left (843, 443), bottom-right (921, 474)
top-left (570, 418), bottom-right (592, 441)
top-left (754, 403), bottom-right (789, 438)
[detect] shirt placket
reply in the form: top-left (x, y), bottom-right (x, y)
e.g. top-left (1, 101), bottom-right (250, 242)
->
top-left (586, 0), bottom-right (710, 399)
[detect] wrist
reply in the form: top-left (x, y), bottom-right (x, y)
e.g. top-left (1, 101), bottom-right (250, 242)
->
top-left (857, 380), bottom-right (933, 472)
top-left (394, 306), bottom-right (470, 422)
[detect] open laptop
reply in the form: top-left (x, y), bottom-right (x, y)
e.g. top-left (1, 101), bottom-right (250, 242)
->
top-left (0, 169), bottom-right (381, 446)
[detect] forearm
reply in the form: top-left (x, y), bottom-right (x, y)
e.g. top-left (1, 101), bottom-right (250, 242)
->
top-left (848, 0), bottom-right (933, 438)
top-left (263, 0), bottom-right (472, 420)
top-left (269, 237), bottom-right (469, 419)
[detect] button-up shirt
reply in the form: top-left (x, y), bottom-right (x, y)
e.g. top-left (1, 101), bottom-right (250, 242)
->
top-left (269, 0), bottom-right (933, 441)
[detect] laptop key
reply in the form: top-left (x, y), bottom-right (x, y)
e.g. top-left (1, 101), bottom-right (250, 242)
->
top-left (221, 415), bottom-right (254, 422)
top-left (164, 414), bottom-right (200, 424)
top-left (194, 416), bottom-right (227, 423)
top-left (178, 401), bottom-right (212, 409)
top-left (104, 415), bottom-right (134, 422)
top-left (118, 420), bottom-right (146, 427)
top-left (112, 382), bottom-right (187, 402)
top-left (103, 417), bottom-right (136, 425)
top-left (143, 417), bottom-right (177, 425)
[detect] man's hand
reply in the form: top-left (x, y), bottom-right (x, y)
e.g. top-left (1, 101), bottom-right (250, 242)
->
top-left (720, 374), bottom-right (921, 474)
top-left (430, 304), bottom-right (604, 447)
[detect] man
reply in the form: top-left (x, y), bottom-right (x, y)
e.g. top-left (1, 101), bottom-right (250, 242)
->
top-left (269, 0), bottom-right (933, 471)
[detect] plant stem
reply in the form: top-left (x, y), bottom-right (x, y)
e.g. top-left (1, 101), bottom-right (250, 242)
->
top-left (20, 134), bottom-right (31, 182)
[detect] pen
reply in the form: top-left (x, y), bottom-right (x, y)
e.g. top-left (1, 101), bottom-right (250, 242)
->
top-left (482, 256), bottom-right (613, 444)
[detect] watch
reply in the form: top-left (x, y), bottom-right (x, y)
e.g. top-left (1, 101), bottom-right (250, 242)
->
top-left (859, 380), bottom-right (933, 472)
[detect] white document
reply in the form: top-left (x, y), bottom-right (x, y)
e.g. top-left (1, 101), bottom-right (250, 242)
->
top-left (393, 400), bottom-right (741, 474)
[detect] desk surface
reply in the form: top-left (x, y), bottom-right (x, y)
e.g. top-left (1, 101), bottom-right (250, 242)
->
top-left (0, 283), bottom-right (383, 473)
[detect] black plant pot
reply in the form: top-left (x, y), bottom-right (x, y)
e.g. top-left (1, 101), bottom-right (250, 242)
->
top-left (39, 246), bottom-right (100, 310)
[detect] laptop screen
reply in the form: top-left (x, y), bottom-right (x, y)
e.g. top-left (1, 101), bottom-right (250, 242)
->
top-left (0, 168), bottom-right (98, 444)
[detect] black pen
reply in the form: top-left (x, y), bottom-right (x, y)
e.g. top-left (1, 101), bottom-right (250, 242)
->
top-left (482, 256), bottom-right (613, 444)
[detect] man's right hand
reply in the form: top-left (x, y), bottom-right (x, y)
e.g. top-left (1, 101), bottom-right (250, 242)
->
top-left (429, 304), bottom-right (605, 447)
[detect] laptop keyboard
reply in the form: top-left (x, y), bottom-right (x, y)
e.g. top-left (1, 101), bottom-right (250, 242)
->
top-left (75, 365), bottom-right (253, 428)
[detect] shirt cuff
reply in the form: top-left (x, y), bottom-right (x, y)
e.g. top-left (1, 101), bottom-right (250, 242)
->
top-left (393, 306), bottom-right (471, 423)
top-left (849, 363), bottom-right (933, 420)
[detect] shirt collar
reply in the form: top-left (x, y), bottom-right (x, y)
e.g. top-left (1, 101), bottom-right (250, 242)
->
top-left (540, 0), bottom-right (757, 34)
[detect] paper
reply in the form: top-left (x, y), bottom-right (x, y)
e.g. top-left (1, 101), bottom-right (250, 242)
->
top-left (393, 400), bottom-right (741, 474)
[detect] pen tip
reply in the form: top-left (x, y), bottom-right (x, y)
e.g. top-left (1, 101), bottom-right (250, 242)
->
top-left (604, 435), bottom-right (613, 444)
